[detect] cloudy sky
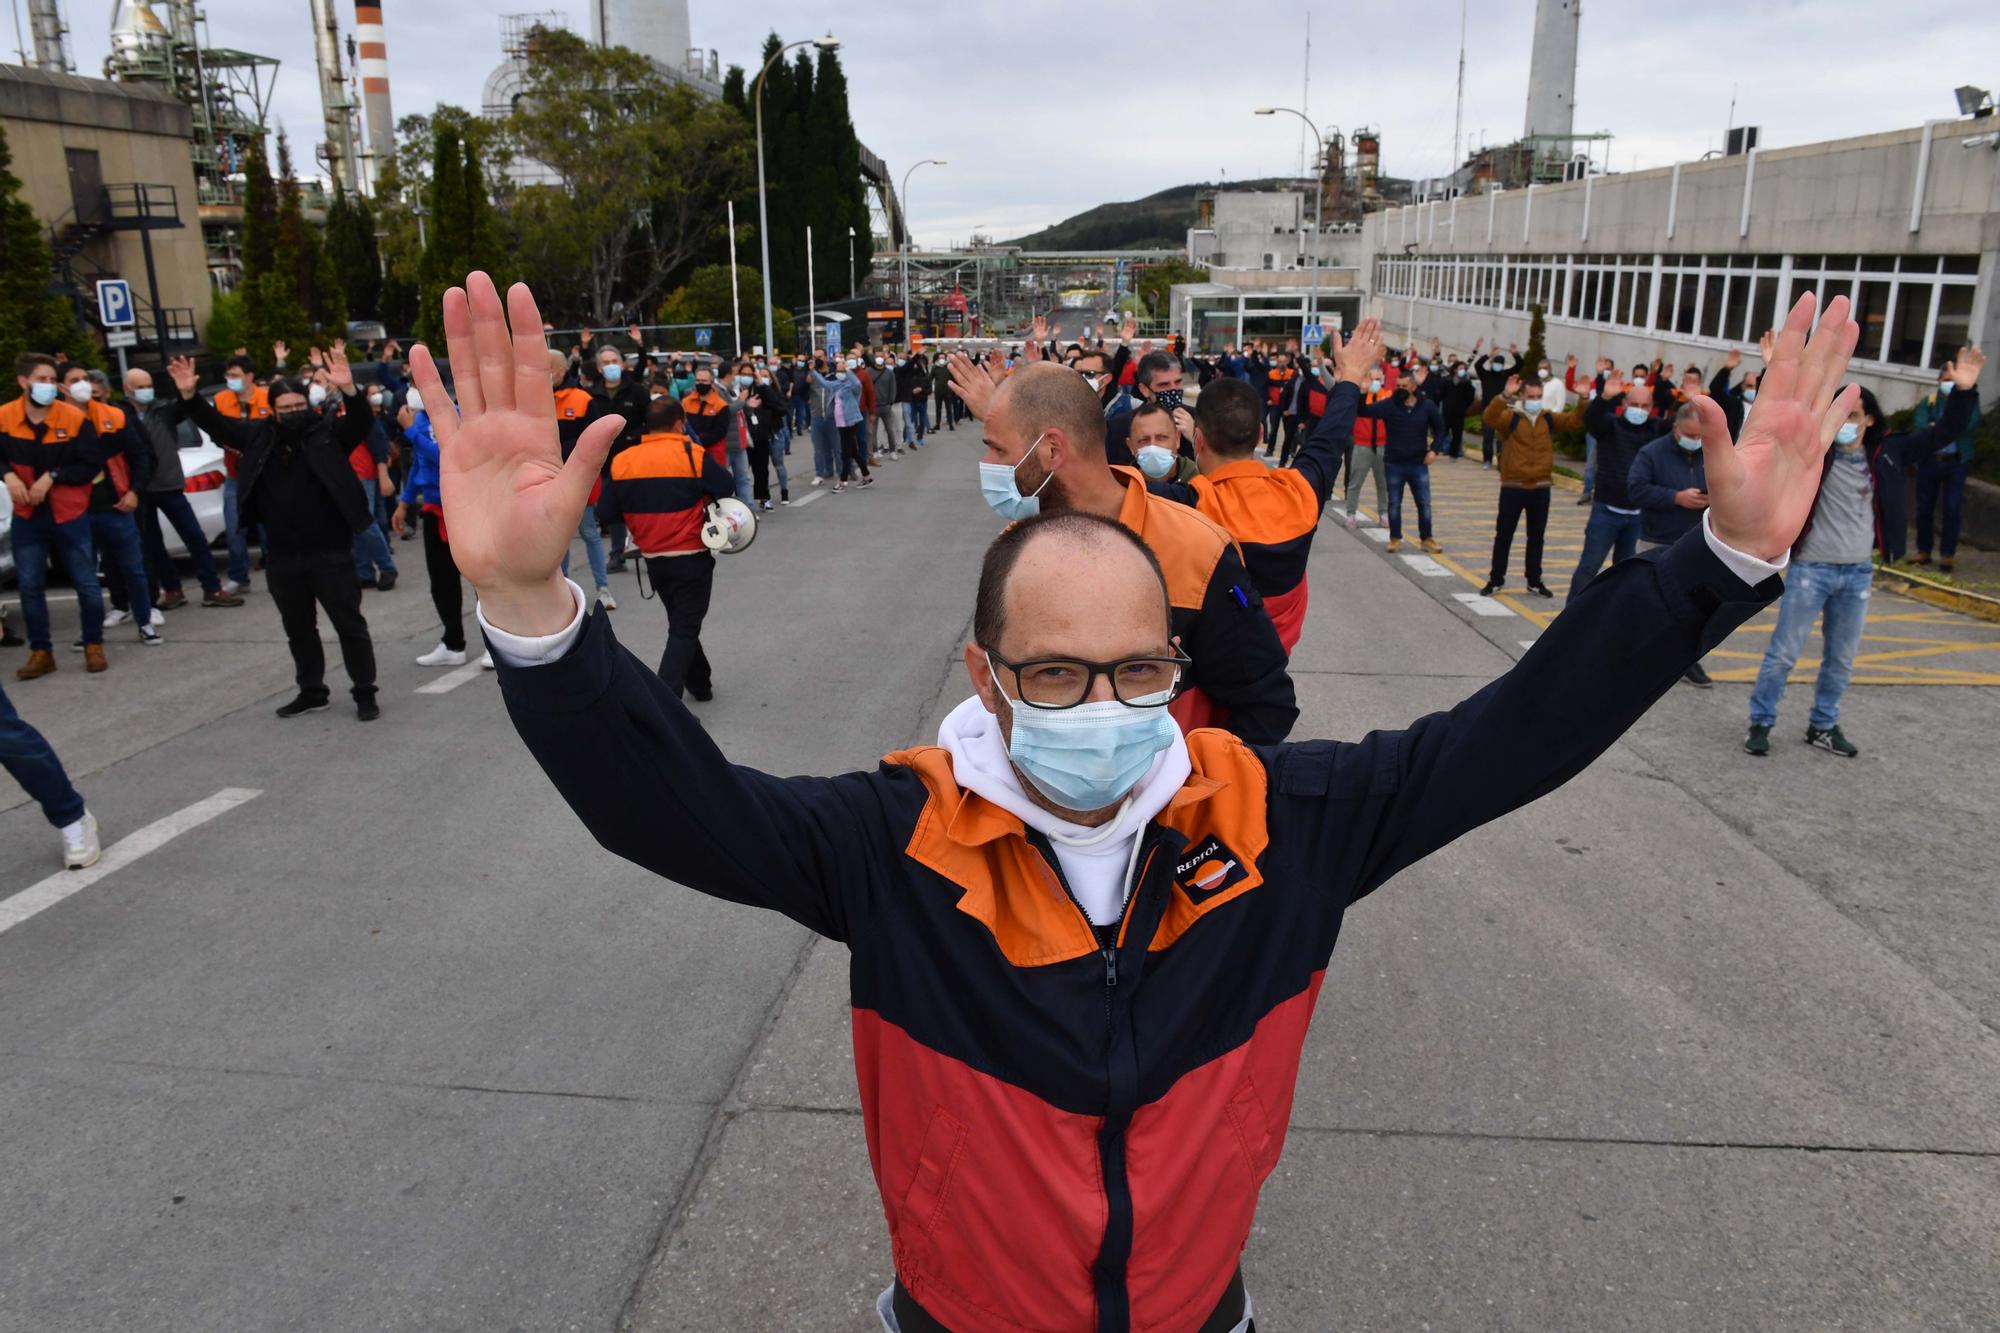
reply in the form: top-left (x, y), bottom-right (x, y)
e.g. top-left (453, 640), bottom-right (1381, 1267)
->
top-left (59, 0), bottom-right (1997, 244)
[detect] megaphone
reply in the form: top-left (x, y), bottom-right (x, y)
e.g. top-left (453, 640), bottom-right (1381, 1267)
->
top-left (700, 497), bottom-right (758, 554)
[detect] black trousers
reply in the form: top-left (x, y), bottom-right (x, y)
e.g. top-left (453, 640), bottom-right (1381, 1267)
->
top-left (266, 547), bottom-right (376, 702)
top-left (420, 509), bottom-right (466, 652)
top-left (645, 552), bottom-right (714, 698)
top-left (749, 440), bottom-right (772, 501)
top-left (838, 423), bottom-right (870, 480)
top-left (1278, 414), bottom-right (1303, 466)
top-left (1481, 423), bottom-right (1498, 465)
top-left (1445, 417), bottom-right (1466, 458)
top-left (1490, 485), bottom-right (1551, 584)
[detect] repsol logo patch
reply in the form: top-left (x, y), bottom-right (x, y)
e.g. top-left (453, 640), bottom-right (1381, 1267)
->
top-left (1174, 834), bottom-right (1247, 904)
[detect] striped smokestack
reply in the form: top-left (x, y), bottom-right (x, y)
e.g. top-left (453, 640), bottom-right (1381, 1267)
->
top-left (355, 0), bottom-right (394, 168)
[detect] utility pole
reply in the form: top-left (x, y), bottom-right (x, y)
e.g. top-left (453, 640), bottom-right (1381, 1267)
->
top-left (1452, 0), bottom-right (1467, 177)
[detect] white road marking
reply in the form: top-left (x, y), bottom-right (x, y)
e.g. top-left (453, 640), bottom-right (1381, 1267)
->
top-left (0, 787), bottom-right (261, 936)
top-left (790, 490), bottom-right (826, 509)
top-left (1362, 526), bottom-right (1392, 544)
top-left (1398, 554), bottom-right (1454, 577)
top-left (414, 662), bottom-right (486, 695)
top-left (1519, 639), bottom-right (1541, 650)
top-left (1452, 592), bottom-right (1518, 618)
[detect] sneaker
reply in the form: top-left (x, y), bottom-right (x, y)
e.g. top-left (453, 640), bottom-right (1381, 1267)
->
top-left (415, 643), bottom-right (468, 668)
top-left (221, 579), bottom-right (251, 596)
top-left (202, 589), bottom-right (245, 608)
top-left (760, 499), bottom-right (774, 512)
top-left (597, 589), bottom-right (617, 611)
top-left (1743, 724), bottom-right (1771, 756)
top-left (833, 482), bottom-right (846, 493)
top-left (1421, 538), bottom-right (1444, 554)
top-left (376, 570), bottom-right (397, 591)
top-left (478, 651), bottom-right (495, 671)
top-left (1345, 513), bottom-right (1357, 530)
top-left (275, 695), bottom-right (330, 718)
top-left (1804, 725), bottom-right (1858, 758)
top-left (1479, 579), bottom-right (1505, 597)
top-left (780, 493), bottom-right (791, 506)
top-left (139, 622), bottom-right (163, 647)
top-left (1526, 582), bottom-right (1555, 599)
top-left (61, 810), bottom-right (100, 870)
top-left (859, 476), bottom-right (875, 488)
top-left (16, 649), bottom-right (56, 681)
top-left (1682, 661), bottom-right (1713, 688)
top-left (84, 644), bottom-right (107, 673)
top-left (155, 590), bottom-right (189, 611)
top-left (810, 476), bottom-right (823, 487)
top-left (356, 698), bottom-right (381, 722)
top-left (104, 607), bottom-right (133, 628)
top-left (1386, 538), bottom-right (1403, 552)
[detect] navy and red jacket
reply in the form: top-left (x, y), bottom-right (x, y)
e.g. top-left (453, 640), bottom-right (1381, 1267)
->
top-left (600, 428), bottom-right (734, 555)
top-left (492, 528), bottom-right (1778, 1333)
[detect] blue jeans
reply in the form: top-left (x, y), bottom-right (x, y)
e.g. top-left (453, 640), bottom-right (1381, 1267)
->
top-left (1748, 560), bottom-right (1872, 731)
top-left (353, 480), bottom-right (398, 579)
top-left (811, 415), bottom-right (839, 480)
top-left (1914, 455), bottom-right (1970, 557)
top-left (87, 510), bottom-right (155, 625)
top-left (561, 504), bottom-right (610, 590)
top-left (789, 396), bottom-right (811, 432)
top-left (10, 510), bottom-right (104, 651)
top-left (140, 489), bottom-right (223, 598)
top-left (725, 438), bottom-right (755, 506)
top-left (1568, 504), bottom-right (1643, 599)
top-left (222, 477), bottom-right (252, 585)
top-left (771, 425), bottom-right (792, 494)
top-left (1583, 435), bottom-right (1599, 493)
top-left (0, 681), bottom-right (84, 826)
top-left (1383, 461), bottom-right (1432, 540)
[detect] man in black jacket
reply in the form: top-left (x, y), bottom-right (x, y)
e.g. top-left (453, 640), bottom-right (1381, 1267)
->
top-left (414, 271), bottom-right (1859, 1333)
top-left (169, 346), bottom-right (382, 720)
top-left (1570, 372), bottom-right (1668, 599)
top-left (1357, 374), bottom-right (1447, 552)
top-left (1472, 339), bottom-right (1522, 467)
top-left (583, 335), bottom-right (648, 572)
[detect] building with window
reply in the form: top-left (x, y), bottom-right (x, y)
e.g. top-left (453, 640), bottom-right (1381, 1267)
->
top-left (1175, 189), bottom-right (1366, 348)
top-left (1363, 118), bottom-right (1998, 409)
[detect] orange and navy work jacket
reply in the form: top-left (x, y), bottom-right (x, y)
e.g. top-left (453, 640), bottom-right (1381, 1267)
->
top-left (1263, 364), bottom-right (1297, 410)
top-left (602, 428), bottom-right (733, 556)
top-left (0, 397), bottom-right (99, 523)
top-left (1150, 381), bottom-right (1360, 656)
top-left (80, 399), bottom-right (138, 501)
top-left (491, 524), bottom-right (1781, 1331)
top-left (680, 385), bottom-right (731, 449)
top-left (213, 383), bottom-right (270, 478)
top-left (1106, 467), bottom-right (1295, 745)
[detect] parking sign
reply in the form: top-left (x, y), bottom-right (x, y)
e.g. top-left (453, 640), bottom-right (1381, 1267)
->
top-left (96, 279), bottom-right (134, 328)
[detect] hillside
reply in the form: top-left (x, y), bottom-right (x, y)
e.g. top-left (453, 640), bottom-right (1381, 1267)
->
top-left (1005, 178), bottom-right (1296, 250)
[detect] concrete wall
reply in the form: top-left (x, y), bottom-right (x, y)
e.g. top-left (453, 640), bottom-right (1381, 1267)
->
top-left (0, 65), bottom-right (210, 343)
top-left (1358, 118), bottom-right (2000, 413)
top-left (1192, 190), bottom-right (1368, 272)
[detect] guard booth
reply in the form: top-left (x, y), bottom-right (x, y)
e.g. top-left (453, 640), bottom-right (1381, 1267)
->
top-left (865, 310), bottom-right (907, 347)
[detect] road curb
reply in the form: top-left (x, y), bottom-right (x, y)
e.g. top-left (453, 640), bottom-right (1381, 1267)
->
top-left (1873, 565), bottom-right (2000, 624)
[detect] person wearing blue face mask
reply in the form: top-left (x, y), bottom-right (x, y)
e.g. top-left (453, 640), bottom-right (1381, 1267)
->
top-left (3, 353), bottom-right (108, 679)
top-left (1570, 371), bottom-right (1669, 599)
top-left (435, 272), bottom-right (1868, 1333)
top-left (1909, 367), bottom-right (1981, 573)
top-left (1707, 344), bottom-right (1762, 442)
top-left (1744, 345), bottom-right (1984, 758)
top-left (1479, 370), bottom-right (1587, 598)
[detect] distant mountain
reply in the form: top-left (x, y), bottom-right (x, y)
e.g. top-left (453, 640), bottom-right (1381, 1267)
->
top-left (1005, 178), bottom-right (1297, 251)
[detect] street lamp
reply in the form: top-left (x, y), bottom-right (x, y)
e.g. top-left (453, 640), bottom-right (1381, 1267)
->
top-left (1255, 107), bottom-right (1324, 344)
top-left (756, 34), bottom-right (839, 354)
top-left (847, 225), bottom-right (856, 298)
top-left (899, 159), bottom-right (945, 347)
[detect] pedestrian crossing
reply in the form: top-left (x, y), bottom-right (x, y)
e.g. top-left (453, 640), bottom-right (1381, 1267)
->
top-left (1342, 455), bottom-right (2000, 687)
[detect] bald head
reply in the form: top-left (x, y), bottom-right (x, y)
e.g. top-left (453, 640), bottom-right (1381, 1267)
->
top-left (973, 512), bottom-right (1170, 660)
top-left (547, 349), bottom-right (567, 380)
top-left (991, 362), bottom-right (1106, 462)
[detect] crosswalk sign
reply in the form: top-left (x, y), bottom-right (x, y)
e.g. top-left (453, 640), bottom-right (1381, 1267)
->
top-left (1301, 323), bottom-right (1325, 344)
top-left (695, 327), bottom-right (713, 348)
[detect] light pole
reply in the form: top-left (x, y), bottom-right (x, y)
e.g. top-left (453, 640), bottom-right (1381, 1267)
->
top-left (847, 226), bottom-right (855, 298)
top-left (756, 34), bottom-right (840, 355)
top-left (899, 158), bottom-right (945, 348)
top-left (1255, 107), bottom-right (1324, 345)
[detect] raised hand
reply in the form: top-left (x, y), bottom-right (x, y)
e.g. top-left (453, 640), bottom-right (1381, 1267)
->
top-left (1945, 345), bottom-right (1986, 391)
top-left (628, 323), bottom-right (643, 347)
top-left (1725, 347), bottom-right (1743, 371)
top-left (1171, 407), bottom-right (1195, 441)
top-left (946, 350), bottom-right (1000, 418)
top-left (1698, 291), bottom-right (1860, 563)
top-left (1332, 317), bottom-right (1383, 386)
top-left (1503, 374), bottom-right (1522, 397)
top-left (577, 327), bottom-right (594, 349)
top-left (325, 339), bottom-right (354, 394)
top-left (167, 355), bottom-right (199, 398)
top-left (272, 339), bottom-right (289, 366)
top-left (1602, 369), bottom-right (1626, 398)
top-left (409, 272), bottom-right (623, 637)
top-left (307, 345), bottom-right (326, 370)
top-left (1030, 315), bottom-right (1049, 345)
top-left (1121, 314), bottom-right (1137, 343)
top-left (1758, 329), bottom-right (1775, 365)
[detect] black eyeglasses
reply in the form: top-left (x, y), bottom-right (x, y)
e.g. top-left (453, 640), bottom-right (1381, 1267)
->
top-left (983, 647), bottom-right (1192, 710)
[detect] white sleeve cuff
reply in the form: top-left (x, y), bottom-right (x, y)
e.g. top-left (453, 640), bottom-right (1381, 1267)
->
top-left (1701, 511), bottom-right (1790, 584)
top-left (477, 579), bottom-right (588, 668)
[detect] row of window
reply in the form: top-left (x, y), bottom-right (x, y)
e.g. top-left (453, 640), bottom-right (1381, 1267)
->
top-left (1371, 252), bottom-right (1979, 370)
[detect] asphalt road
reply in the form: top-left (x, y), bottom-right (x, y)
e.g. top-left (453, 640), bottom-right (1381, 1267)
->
top-left (1, 431), bottom-right (1996, 1332)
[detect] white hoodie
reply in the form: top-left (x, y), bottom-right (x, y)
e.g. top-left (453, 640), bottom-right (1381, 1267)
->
top-left (935, 695), bottom-right (1191, 926)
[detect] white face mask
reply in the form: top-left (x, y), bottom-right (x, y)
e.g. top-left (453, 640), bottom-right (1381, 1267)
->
top-left (307, 384), bottom-right (329, 406)
top-left (66, 380), bottom-right (94, 403)
top-left (405, 388), bottom-right (424, 414)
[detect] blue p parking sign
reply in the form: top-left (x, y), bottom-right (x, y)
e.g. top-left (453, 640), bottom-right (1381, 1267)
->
top-left (96, 279), bottom-right (134, 328)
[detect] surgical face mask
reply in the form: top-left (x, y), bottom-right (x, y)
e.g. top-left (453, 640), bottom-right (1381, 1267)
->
top-left (133, 387), bottom-right (156, 406)
top-left (368, 392), bottom-right (385, 407)
top-left (1833, 422), bottom-right (1861, 446)
top-left (66, 380), bottom-right (93, 403)
top-left (989, 666), bottom-right (1177, 812)
top-left (601, 363), bottom-right (623, 384)
top-left (308, 383), bottom-right (329, 406)
top-left (1741, 388), bottom-right (1756, 403)
top-left (1136, 444), bottom-right (1177, 479)
top-left (28, 381), bottom-right (59, 407)
top-left (1152, 387), bottom-right (1184, 412)
top-left (979, 433), bottom-right (1053, 521)
top-left (1677, 434), bottom-right (1703, 452)
top-left (846, 359), bottom-right (860, 371)
top-left (225, 375), bottom-right (246, 393)
top-left (1623, 405), bottom-right (1649, 426)
top-left (1538, 368), bottom-right (1551, 380)
top-left (1521, 398), bottom-right (1545, 418)
top-left (736, 374), bottom-right (752, 387)
top-left (405, 388), bottom-right (424, 414)
top-left (1937, 381), bottom-right (1953, 396)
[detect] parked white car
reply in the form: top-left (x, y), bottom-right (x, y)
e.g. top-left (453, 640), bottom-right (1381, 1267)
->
top-left (0, 429), bottom-right (232, 581)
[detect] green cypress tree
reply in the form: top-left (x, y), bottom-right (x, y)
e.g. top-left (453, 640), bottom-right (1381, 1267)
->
top-left (812, 49), bottom-right (873, 296)
top-left (0, 123), bottom-right (95, 373)
top-left (721, 65), bottom-right (746, 115)
top-left (415, 124), bottom-right (465, 346)
top-left (325, 193), bottom-right (381, 321)
top-left (240, 138), bottom-right (277, 281)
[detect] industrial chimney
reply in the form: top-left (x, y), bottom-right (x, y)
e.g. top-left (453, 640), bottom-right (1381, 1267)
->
top-left (354, 0), bottom-right (395, 180)
top-left (309, 0), bottom-right (360, 194)
top-left (1523, 0), bottom-right (1580, 163)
